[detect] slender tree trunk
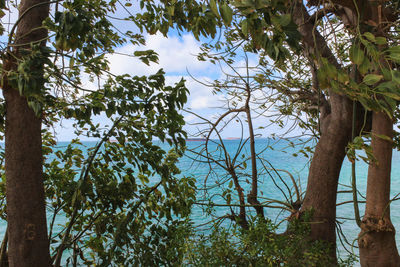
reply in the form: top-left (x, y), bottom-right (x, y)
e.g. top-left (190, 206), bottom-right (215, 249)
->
top-left (357, 1), bottom-right (400, 264)
top-left (2, 0), bottom-right (51, 265)
top-left (245, 89), bottom-right (264, 218)
top-left (358, 112), bottom-right (400, 266)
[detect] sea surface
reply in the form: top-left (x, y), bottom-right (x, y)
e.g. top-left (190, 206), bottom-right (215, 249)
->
top-left (2, 138), bottom-right (400, 265)
top-left (181, 138), bottom-right (400, 263)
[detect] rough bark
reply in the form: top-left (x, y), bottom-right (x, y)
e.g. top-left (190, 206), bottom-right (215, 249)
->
top-left (291, 1), bottom-right (354, 260)
top-left (358, 112), bottom-right (400, 266)
top-left (356, 0), bottom-right (400, 264)
top-left (2, 0), bottom-right (51, 266)
top-left (300, 105), bottom-right (353, 261)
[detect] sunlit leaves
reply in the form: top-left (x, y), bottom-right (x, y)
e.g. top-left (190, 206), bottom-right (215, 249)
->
top-left (275, 14), bottom-right (291, 28)
top-left (387, 46), bottom-right (400, 63)
top-left (349, 44), bottom-right (365, 65)
top-left (0, 0), bottom-right (199, 264)
top-left (363, 74), bottom-right (383, 85)
top-left (241, 18), bottom-right (249, 36)
top-left (43, 70), bottom-right (194, 263)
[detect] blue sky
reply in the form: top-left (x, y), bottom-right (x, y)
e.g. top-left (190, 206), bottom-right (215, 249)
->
top-left (1, 1), bottom-right (304, 141)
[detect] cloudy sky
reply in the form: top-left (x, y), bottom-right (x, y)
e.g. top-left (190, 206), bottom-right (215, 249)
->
top-left (1, 1), bottom-right (303, 141)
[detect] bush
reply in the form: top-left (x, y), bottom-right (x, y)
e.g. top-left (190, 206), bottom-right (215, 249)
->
top-left (183, 217), bottom-right (356, 267)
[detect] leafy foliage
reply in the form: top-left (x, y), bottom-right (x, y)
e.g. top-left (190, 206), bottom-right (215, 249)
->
top-left (0, 0), bottom-right (399, 265)
top-left (185, 217), bottom-right (355, 267)
top-left (0, 0), bottom-right (197, 265)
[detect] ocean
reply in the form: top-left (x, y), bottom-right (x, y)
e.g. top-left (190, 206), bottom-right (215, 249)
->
top-left (182, 138), bottom-right (400, 263)
top-left (2, 138), bottom-right (400, 264)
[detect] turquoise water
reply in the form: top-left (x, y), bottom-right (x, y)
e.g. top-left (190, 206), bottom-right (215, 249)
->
top-left (2, 138), bottom-right (400, 264)
top-left (182, 138), bottom-right (400, 262)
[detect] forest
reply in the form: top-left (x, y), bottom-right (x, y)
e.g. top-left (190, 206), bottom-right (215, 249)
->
top-left (0, 0), bottom-right (400, 266)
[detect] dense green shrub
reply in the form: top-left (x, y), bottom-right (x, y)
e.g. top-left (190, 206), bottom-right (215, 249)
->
top-left (183, 217), bottom-right (356, 267)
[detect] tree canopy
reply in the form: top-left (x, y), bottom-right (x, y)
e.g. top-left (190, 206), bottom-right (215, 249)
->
top-left (0, 0), bottom-right (400, 265)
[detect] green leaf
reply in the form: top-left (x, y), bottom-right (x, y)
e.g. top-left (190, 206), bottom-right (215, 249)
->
top-left (219, 2), bottom-right (233, 26)
top-left (375, 37), bottom-right (387, 45)
top-left (387, 46), bottom-right (400, 63)
top-left (28, 101), bottom-right (41, 116)
top-left (358, 57), bottom-right (371, 75)
top-left (325, 62), bottom-right (337, 78)
top-left (382, 68), bottom-right (392, 81)
top-left (373, 133), bottom-right (392, 142)
top-left (382, 92), bottom-right (400, 100)
top-left (228, 180), bottom-right (233, 188)
top-left (241, 19), bottom-right (249, 36)
top-left (69, 57), bottom-right (75, 69)
top-left (349, 44), bottom-right (364, 65)
top-left (392, 70), bottom-right (400, 84)
top-left (377, 81), bottom-right (398, 93)
top-left (209, 0), bottom-right (219, 17)
top-left (363, 32), bottom-right (375, 42)
top-left (363, 74), bottom-right (383, 85)
top-left (279, 14), bottom-right (291, 27)
top-left (358, 97), bottom-right (372, 111)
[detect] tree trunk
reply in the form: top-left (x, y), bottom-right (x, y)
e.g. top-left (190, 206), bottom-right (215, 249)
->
top-left (291, 1), bottom-right (354, 260)
top-left (2, 0), bottom-right (51, 266)
top-left (300, 105), bottom-right (352, 260)
top-left (356, 1), bottom-right (400, 264)
top-left (358, 112), bottom-right (400, 266)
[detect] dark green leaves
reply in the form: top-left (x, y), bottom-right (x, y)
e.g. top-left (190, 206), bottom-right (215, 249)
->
top-left (209, 0), bottom-right (219, 17)
top-left (392, 70), bottom-right (400, 84)
top-left (219, 2), bottom-right (233, 26)
top-left (134, 50), bottom-right (159, 65)
top-left (278, 14), bottom-right (291, 27)
top-left (241, 19), bottom-right (249, 36)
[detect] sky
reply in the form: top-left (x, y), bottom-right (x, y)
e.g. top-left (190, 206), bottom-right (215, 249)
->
top-left (0, 1), bottom-right (304, 141)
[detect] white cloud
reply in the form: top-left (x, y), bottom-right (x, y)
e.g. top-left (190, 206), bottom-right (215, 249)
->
top-left (165, 75), bottom-right (225, 110)
top-left (107, 45), bottom-right (146, 76)
top-left (219, 56), bottom-right (260, 80)
top-left (147, 34), bottom-right (210, 73)
top-left (107, 33), bottom-right (215, 77)
top-left (186, 79), bottom-right (224, 110)
top-left (184, 113), bottom-right (197, 122)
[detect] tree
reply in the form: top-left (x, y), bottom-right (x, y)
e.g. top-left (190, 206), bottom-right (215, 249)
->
top-left (0, 0), bottom-right (195, 265)
top-left (353, 1), bottom-right (400, 264)
top-left (2, 0), bottom-right (399, 264)
top-left (2, 0), bottom-right (52, 265)
top-left (185, 53), bottom-right (304, 228)
top-left (136, 0), bottom-right (400, 263)
top-left (137, 0), bottom-right (354, 260)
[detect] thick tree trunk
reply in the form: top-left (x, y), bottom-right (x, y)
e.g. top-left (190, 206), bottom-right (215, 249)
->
top-left (358, 112), bottom-right (400, 266)
top-left (291, 1), bottom-right (354, 260)
top-left (3, 87), bottom-right (51, 266)
top-left (301, 114), bottom-right (351, 252)
top-left (2, 0), bottom-right (51, 266)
